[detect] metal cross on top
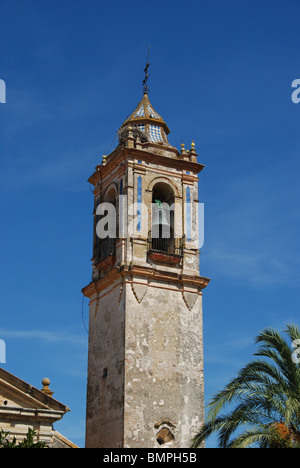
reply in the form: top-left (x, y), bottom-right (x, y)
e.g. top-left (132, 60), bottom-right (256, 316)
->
top-left (143, 47), bottom-right (150, 94)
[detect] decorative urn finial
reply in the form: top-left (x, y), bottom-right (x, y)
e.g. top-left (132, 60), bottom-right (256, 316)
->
top-left (41, 378), bottom-right (54, 397)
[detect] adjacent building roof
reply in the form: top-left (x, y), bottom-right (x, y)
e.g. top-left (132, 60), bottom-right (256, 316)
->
top-left (0, 367), bottom-right (79, 447)
top-left (0, 367), bottom-right (70, 416)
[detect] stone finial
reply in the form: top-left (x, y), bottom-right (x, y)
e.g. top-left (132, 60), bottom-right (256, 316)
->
top-left (189, 140), bottom-right (197, 161)
top-left (102, 155), bottom-right (107, 166)
top-left (180, 143), bottom-right (186, 154)
top-left (125, 126), bottom-right (135, 148)
top-left (41, 378), bottom-right (54, 397)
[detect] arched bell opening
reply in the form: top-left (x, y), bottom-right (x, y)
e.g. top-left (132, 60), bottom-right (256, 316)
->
top-left (104, 186), bottom-right (117, 205)
top-left (152, 182), bottom-right (174, 242)
top-left (152, 182), bottom-right (175, 206)
top-left (94, 185), bottom-right (117, 270)
top-left (148, 182), bottom-right (182, 259)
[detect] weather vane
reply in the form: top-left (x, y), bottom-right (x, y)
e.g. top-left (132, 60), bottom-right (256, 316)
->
top-left (143, 46), bottom-right (150, 94)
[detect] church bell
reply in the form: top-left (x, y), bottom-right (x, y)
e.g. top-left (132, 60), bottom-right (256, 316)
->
top-left (152, 201), bottom-right (171, 238)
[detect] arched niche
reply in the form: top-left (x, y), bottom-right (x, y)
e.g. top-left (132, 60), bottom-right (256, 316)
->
top-left (103, 182), bottom-right (118, 204)
top-left (146, 177), bottom-right (180, 199)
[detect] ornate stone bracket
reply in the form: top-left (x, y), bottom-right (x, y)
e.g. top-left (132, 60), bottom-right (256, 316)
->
top-left (131, 281), bottom-right (148, 304)
top-left (182, 290), bottom-right (199, 311)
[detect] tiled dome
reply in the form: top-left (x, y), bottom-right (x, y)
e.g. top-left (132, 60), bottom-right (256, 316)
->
top-left (120, 92), bottom-right (170, 146)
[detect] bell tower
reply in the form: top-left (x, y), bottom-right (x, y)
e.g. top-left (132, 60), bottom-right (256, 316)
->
top-left (83, 85), bottom-right (210, 448)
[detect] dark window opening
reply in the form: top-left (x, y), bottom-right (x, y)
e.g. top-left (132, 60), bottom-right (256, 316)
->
top-left (156, 427), bottom-right (174, 445)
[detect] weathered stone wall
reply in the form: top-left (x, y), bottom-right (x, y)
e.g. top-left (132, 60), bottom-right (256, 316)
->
top-left (85, 279), bottom-right (126, 448)
top-left (124, 279), bottom-right (204, 448)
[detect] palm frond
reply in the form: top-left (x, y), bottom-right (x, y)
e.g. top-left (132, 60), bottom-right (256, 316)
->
top-left (191, 323), bottom-right (300, 448)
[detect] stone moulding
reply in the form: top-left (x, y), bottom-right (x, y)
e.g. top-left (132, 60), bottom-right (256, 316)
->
top-left (82, 264), bottom-right (210, 300)
top-left (118, 282), bottom-right (124, 305)
top-left (88, 147), bottom-right (205, 188)
top-left (131, 281), bottom-right (148, 304)
top-left (182, 290), bottom-right (199, 311)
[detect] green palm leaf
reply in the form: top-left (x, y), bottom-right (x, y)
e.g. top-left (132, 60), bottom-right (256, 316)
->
top-left (191, 323), bottom-right (300, 448)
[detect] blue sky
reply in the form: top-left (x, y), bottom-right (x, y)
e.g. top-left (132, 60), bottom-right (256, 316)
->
top-left (0, 0), bottom-right (300, 448)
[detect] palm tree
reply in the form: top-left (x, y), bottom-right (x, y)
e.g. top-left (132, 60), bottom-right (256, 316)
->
top-left (191, 324), bottom-right (300, 448)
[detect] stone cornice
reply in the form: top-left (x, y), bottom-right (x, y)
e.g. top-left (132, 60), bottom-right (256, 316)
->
top-left (0, 407), bottom-right (66, 423)
top-left (88, 147), bottom-right (205, 187)
top-left (82, 264), bottom-right (210, 299)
